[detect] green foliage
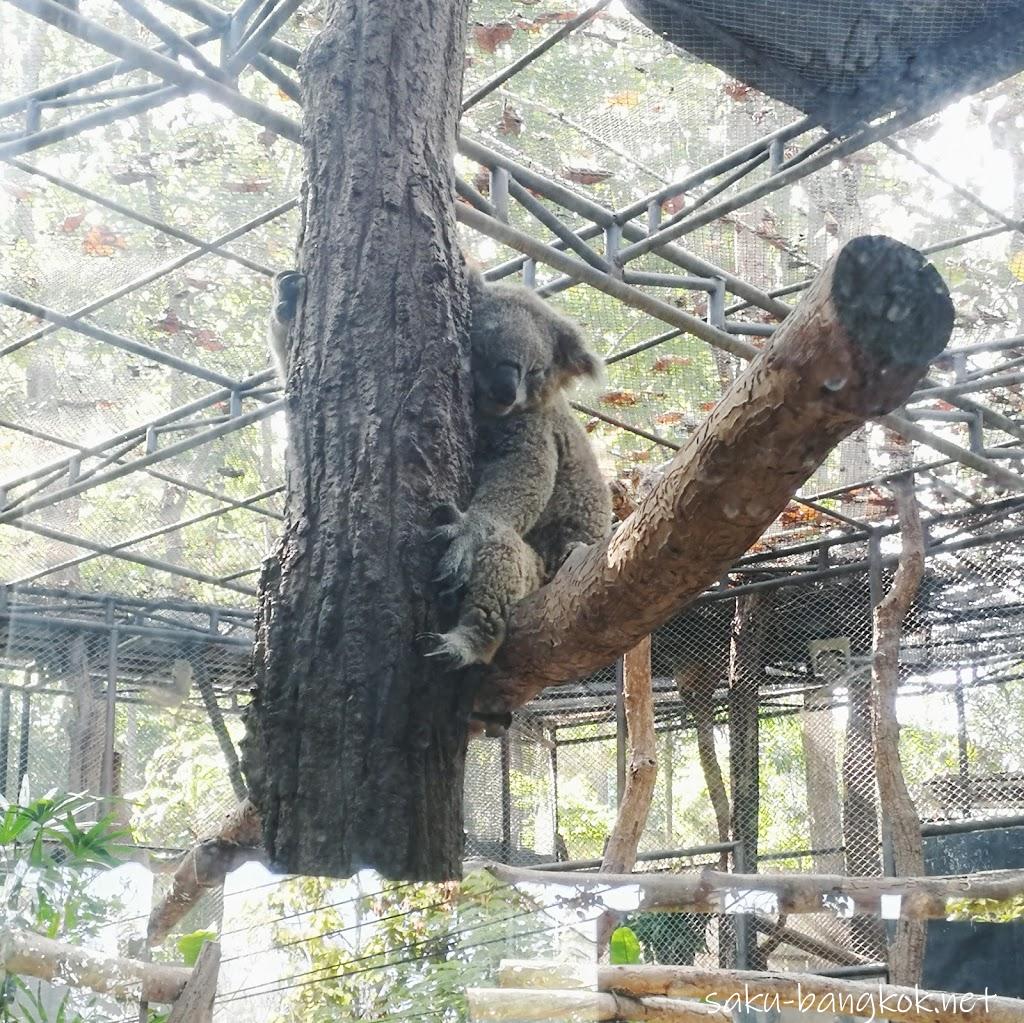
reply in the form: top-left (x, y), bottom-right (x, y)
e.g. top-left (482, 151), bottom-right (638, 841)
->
top-left (176, 930), bottom-right (218, 966)
top-left (608, 925), bottom-right (642, 964)
top-left (948, 895), bottom-right (1024, 923)
top-left (622, 913), bottom-right (707, 966)
top-left (0, 790), bottom-right (133, 1022)
top-left (261, 869), bottom-right (554, 1023)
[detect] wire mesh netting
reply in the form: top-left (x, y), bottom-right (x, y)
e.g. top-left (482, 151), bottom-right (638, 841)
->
top-left (3, 0), bottom-right (1024, 1013)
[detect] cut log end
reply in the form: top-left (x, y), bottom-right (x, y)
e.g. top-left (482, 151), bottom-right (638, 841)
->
top-left (832, 235), bottom-right (954, 369)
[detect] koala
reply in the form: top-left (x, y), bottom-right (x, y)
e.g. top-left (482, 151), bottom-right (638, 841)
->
top-left (427, 270), bottom-right (612, 668)
top-left (267, 269), bottom-right (305, 380)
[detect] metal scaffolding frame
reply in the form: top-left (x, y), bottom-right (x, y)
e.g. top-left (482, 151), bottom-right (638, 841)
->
top-left (2, 0), bottom-right (1024, 652)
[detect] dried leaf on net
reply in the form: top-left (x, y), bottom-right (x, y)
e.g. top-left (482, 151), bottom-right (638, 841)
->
top-left (82, 225), bottom-right (127, 256)
top-left (599, 388), bottom-right (640, 407)
top-left (472, 21), bottom-right (515, 52)
top-left (560, 163), bottom-right (614, 185)
top-left (651, 354), bottom-right (691, 373)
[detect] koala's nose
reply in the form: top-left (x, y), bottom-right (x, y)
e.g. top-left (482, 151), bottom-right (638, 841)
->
top-left (489, 365), bottom-right (520, 407)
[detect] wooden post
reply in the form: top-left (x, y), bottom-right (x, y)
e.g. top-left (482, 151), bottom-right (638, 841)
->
top-left (167, 940), bottom-right (220, 1023)
top-left (872, 474), bottom-right (927, 984)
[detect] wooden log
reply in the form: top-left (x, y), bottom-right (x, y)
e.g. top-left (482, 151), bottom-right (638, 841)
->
top-left (477, 234), bottom-right (953, 714)
top-left (473, 860), bottom-right (1024, 919)
top-left (872, 473), bottom-right (927, 984)
top-left (0, 926), bottom-right (190, 1004)
top-left (598, 965), bottom-right (1024, 1023)
top-left (467, 986), bottom-right (731, 1023)
top-left (602, 635), bottom-right (656, 874)
top-left (167, 940), bottom-right (220, 1023)
top-left (148, 798), bottom-right (263, 945)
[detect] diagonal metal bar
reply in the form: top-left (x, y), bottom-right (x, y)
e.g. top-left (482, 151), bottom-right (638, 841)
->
top-left (1, 369), bottom-right (275, 490)
top-left (459, 135), bottom-right (793, 318)
top-left (0, 414), bottom-right (283, 521)
top-left (4, 0), bottom-right (300, 141)
top-left (224, 0), bottom-right (304, 75)
top-left (0, 85), bottom-right (184, 162)
top-left (0, 24), bottom-right (220, 119)
top-left (7, 485), bottom-right (282, 587)
top-left (0, 188), bottom-right (296, 357)
top-left (880, 414), bottom-right (1024, 491)
top-left (2, 518), bottom-right (257, 596)
top-left (613, 104), bottom-right (935, 263)
top-left (0, 291), bottom-right (240, 388)
top-left (0, 401), bottom-right (283, 524)
top-left (460, 203), bottom-right (1024, 493)
top-left (110, 0), bottom-right (229, 82)
top-left (156, 0), bottom-right (301, 69)
top-left (461, 0), bottom-right (613, 112)
top-left (4, 438), bottom-right (145, 513)
top-left (506, 177), bottom-right (611, 272)
top-left (42, 82), bottom-right (167, 109)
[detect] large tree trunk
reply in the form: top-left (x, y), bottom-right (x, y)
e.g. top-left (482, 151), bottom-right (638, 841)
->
top-left (477, 236), bottom-right (953, 716)
top-left (872, 474), bottom-right (927, 985)
top-left (240, 0), bottom-right (474, 880)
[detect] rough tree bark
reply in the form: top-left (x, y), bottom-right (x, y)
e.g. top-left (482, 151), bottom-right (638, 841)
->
top-left (240, 0), bottom-right (474, 880)
top-left (477, 236), bottom-right (954, 716)
top-left (871, 474), bottom-right (927, 985)
top-left (602, 636), bottom-right (657, 874)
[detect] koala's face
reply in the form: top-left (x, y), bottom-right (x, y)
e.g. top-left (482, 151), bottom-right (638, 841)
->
top-left (469, 279), bottom-right (601, 418)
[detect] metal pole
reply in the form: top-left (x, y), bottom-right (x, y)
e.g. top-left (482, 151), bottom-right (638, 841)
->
top-left (5, 0), bottom-right (300, 141)
top-left (500, 734), bottom-right (513, 862)
top-left (101, 622), bottom-right (118, 798)
top-left (0, 688), bottom-right (10, 799)
top-left (17, 690), bottom-right (30, 800)
top-left (614, 655), bottom-right (626, 806)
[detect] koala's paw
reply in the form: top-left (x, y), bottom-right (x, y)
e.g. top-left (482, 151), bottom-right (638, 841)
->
top-left (273, 270), bottom-right (305, 324)
top-left (420, 624), bottom-right (500, 669)
top-left (429, 507), bottom-right (489, 596)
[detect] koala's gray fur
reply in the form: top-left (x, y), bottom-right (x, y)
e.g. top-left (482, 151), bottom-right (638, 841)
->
top-left (428, 270), bottom-right (612, 668)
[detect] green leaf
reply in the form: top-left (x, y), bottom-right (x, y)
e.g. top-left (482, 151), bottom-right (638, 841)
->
top-left (609, 925), bottom-right (643, 965)
top-left (177, 930), bottom-right (218, 966)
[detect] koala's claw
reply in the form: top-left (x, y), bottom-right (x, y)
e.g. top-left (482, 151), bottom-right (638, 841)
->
top-left (421, 630), bottom-right (481, 669)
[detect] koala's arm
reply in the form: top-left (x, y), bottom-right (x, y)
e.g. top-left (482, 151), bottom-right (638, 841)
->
top-left (268, 270), bottom-right (305, 381)
top-left (432, 415), bottom-right (556, 595)
top-left (471, 413), bottom-right (558, 536)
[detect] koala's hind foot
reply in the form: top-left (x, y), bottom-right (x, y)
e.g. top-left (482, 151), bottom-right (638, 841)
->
top-left (273, 270), bottom-right (305, 324)
top-left (425, 527), bottom-right (544, 669)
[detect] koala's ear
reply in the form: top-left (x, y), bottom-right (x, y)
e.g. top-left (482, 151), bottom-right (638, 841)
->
top-left (554, 317), bottom-right (603, 383)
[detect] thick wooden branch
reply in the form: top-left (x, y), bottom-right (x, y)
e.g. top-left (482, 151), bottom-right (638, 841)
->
top-left (493, 962), bottom-right (1024, 1023)
top-left (602, 636), bottom-right (656, 873)
top-left (477, 235), bottom-right (952, 713)
top-left (872, 473), bottom-right (927, 984)
top-left (147, 799), bottom-right (263, 946)
top-left (0, 926), bottom-right (192, 1004)
top-left (468, 987), bottom-right (730, 1023)
top-left (597, 965), bottom-right (1024, 1023)
top-left (474, 861), bottom-right (1024, 919)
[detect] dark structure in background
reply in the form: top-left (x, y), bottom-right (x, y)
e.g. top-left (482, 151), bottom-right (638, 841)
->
top-left (626, 0), bottom-right (1024, 129)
